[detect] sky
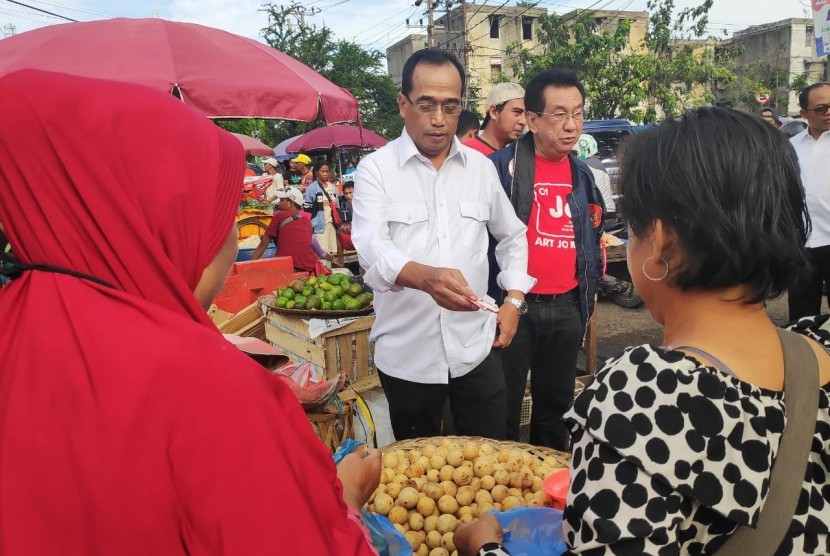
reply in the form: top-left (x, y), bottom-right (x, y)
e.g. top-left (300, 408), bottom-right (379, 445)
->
top-left (0, 0), bottom-right (817, 52)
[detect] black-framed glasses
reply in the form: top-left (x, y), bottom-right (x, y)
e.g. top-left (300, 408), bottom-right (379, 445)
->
top-left (805, 104), bottom-right (830, 116)
top-left (534, 109), bottom-right (585, 124)
top-left (404, 95), bottom-right (462, 117)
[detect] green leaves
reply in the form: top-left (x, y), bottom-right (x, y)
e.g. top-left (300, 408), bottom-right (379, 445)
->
top-left (507, 0), bottom-right (733, 123)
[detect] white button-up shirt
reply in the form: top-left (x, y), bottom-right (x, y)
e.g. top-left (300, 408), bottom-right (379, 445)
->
top-left (352, 129), bottom-right (535, 384)
top-left (791, 128), bottom-right (830, 248)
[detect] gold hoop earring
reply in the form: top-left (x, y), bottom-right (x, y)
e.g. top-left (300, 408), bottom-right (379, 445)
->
top-left (642, 256), bottom-right (669, 281)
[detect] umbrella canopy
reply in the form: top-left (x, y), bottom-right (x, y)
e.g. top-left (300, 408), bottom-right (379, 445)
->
top-left (0, 18), bottom-right (358, 123)
top-left (284, 125), bottom-right (387, 153)
top-left (231, 133), bottom-right (274, 156)
top-left (273, 134), bottom-right (303, 161)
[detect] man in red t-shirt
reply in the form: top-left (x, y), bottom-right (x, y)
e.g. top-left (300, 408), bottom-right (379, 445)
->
top-left (486, 69), bottom-right (605, 449)
top-left (462, 82), bottom-right (526, 155)
top-left (251, 188), bottom-right (319, 272)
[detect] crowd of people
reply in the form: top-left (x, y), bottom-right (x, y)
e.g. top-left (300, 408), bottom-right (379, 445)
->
top-left (248, 153), bottom-right (357, 272)
top-left (1, 45), bottom-right (829, 556)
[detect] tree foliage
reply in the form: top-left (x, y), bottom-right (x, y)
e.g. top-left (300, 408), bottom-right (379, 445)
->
top-left (258, 2), bottom-right (401, 143)
top-left (714, 41), bottom-right (810, 114)
top-left (506, 0), bottom-right (738, 122)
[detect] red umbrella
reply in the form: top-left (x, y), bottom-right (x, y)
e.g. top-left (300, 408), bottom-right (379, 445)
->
top-left (0, 18), bottom-right (358, 123)
top-left (231, 133), bottom-right (273, 156)
top-left (285, 124), bottom-right (387, 152)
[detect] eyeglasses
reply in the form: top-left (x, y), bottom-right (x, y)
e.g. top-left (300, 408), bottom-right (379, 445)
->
top-left (405, 95), bottom-right (462, 117)
top-left (534, 110), bottom-right (584, 124)
top-left (804, 104), bottom-right (830, 116)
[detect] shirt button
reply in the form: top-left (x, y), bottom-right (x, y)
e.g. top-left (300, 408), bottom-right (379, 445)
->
top-left (439, 202), bottom-right (445, 207)
top-left (441, 233), bottom-right (447, 238)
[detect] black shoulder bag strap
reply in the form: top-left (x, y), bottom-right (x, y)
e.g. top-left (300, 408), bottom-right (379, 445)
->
top-left (717, 329), bottom-right (820, 555)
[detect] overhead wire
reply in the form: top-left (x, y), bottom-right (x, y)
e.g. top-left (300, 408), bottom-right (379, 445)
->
top-left (25, 0), bottom-right (112, 18)
top-left (352, 4), bottom-right (418, 42)
top-left (3, 0), bottom-right (74, 21)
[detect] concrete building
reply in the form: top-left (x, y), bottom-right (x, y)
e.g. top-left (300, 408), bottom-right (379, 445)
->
top-left (433, 4), bottom-right (547, 114)
top-left (721, 18), bottom-right (827, 115)
top-left (560, 9), bottom-right (649, 54)
top-left (386, 34), bottom-right (427, 88)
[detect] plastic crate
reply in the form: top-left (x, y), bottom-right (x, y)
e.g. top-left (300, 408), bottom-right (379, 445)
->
top-left (262, 309), bottom-right (377, 391)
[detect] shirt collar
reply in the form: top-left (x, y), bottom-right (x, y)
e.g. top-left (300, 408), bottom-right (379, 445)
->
top-left (398, 127), bottom-right (467, 168)
top-left (793, 127), bottom-right (830, 143)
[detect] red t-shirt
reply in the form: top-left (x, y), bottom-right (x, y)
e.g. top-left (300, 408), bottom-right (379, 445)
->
top-left (462, 136), bottom-right (496, 156)
top-left (265, 210), bottom-right (318, 271)
top-left (527, 154), bottom-right (579, 294)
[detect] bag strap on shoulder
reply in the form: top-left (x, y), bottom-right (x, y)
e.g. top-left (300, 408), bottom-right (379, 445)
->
top-left (277, 212), bottom-right (302, 231)
top-left (717, 329), bottom-right (820, 555)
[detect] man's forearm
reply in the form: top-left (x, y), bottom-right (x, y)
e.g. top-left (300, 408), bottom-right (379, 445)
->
top-left (251, 236), bottom-right (271, 260)
top-left (395, 261), bottom-right (432, 291)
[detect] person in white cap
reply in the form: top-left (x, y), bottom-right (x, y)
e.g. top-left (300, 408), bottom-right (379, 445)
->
top-left (463, 82), bottom-right (526, 156)
top-left (261, 157), bottom-right (284, 205)
top-left (574, 134), bottom-right (615, 214)
top-left (250, 188), bottom-right (331, 271)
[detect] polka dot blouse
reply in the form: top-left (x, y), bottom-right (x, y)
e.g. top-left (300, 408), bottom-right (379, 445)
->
top-left (562, 315), bottom-right (830, 555)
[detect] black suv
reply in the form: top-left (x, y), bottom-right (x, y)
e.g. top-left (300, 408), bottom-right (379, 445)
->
top-left (582, 119), bottom-right (636, 193)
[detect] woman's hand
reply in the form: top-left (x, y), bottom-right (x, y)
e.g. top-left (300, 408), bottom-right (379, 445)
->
top-left (455, 512), bottom-right (504, 555)
top-left (336, 447), bottom-right (382, 510)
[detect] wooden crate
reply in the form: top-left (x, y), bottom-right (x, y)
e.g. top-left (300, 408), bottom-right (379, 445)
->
top-left (264, 310), bottom-right (379, 393)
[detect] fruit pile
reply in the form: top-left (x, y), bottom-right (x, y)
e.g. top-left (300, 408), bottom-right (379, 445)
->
top-left (273, 274), bottom-right (373, 311)
top-left (366, 439), bottom-right (565, 556)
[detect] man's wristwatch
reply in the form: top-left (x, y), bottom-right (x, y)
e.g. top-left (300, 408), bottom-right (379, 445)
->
top-left (503, 296), bottom-right (528, 315)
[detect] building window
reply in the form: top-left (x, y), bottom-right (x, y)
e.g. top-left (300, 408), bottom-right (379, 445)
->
top-left (522, 16), bottom-right (533, 40)
top-left (489, 15), bottom-right (501, 39)
top-left (807, 27), bottom-right (813, 46)
top-left (490, 57), bottom-right (502, 79)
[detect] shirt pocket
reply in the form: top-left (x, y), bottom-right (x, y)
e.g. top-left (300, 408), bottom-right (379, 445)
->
top-left (458, 201), bottom-right (489, 253)
top-left (387, 202), bottom-right (430, 254)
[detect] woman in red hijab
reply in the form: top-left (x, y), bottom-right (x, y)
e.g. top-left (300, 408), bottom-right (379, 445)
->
top-left (0, 69), bottom-right (379, 555)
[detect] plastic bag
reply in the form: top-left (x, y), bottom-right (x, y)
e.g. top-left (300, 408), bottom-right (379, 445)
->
top-left (332, 440), bottom-right (410, 556)
top-left (495, 507), bottom-right (568, 556)
top-left (273, 361), bottom-right (343, 409)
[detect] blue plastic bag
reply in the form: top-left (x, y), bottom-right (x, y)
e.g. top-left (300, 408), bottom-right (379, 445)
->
top-left (364, 512), bottom-right (411, 556)
top-left (332, 440), bottom-right (410, 556)
top-left (495, 507), bottom-right (567, 556)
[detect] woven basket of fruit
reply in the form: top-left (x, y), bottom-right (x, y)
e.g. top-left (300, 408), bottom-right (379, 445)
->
top-left (366, 436), bottom-right (570, 555)
top-left (268, 273), bottom-right (373, 316)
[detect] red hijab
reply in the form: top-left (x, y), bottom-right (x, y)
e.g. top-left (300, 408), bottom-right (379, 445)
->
top-left (0, 70), bottom-right (374, 555)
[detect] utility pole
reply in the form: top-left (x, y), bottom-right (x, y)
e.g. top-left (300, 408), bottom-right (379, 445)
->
top-left (461, 0), bottom-right (470, 104)
top-left (296, 6), bottom-right (320, 27)
top-left (427, 1), bottom-right (435, 47)
top-left (1, 22), bottom-right (16, 38)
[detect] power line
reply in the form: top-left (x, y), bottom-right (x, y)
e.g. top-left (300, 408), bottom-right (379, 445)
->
top-left (315, 0), bottom-right (354, 11)
top-left (351, 5), bottom-right (417, 41)
top-left (27, 0), bottom-right (112, 18)
top-left (4, 0), bottom-right (75, 21)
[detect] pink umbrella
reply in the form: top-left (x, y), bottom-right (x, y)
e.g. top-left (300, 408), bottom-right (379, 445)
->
top-left (231, 133), bottom-right (273, 156)
top-left (0, 18), bottom-right (358, 123)
top-left (284, 124), bottom-right (387, 152)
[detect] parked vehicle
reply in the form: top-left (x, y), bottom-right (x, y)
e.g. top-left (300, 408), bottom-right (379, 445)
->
top-left (582, 119), bottom-right (636, 194)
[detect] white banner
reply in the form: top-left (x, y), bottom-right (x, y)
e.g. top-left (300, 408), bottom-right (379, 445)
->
top-left (814, 0), bottom-right (830, 56)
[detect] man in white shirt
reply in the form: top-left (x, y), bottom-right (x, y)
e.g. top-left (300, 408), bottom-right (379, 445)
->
top-left (789, 82), bottom-right (830, 319)
top-left (352, 49), bottom-right (535, 440)
top-left (262, 157), bottom-right (284, 205)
